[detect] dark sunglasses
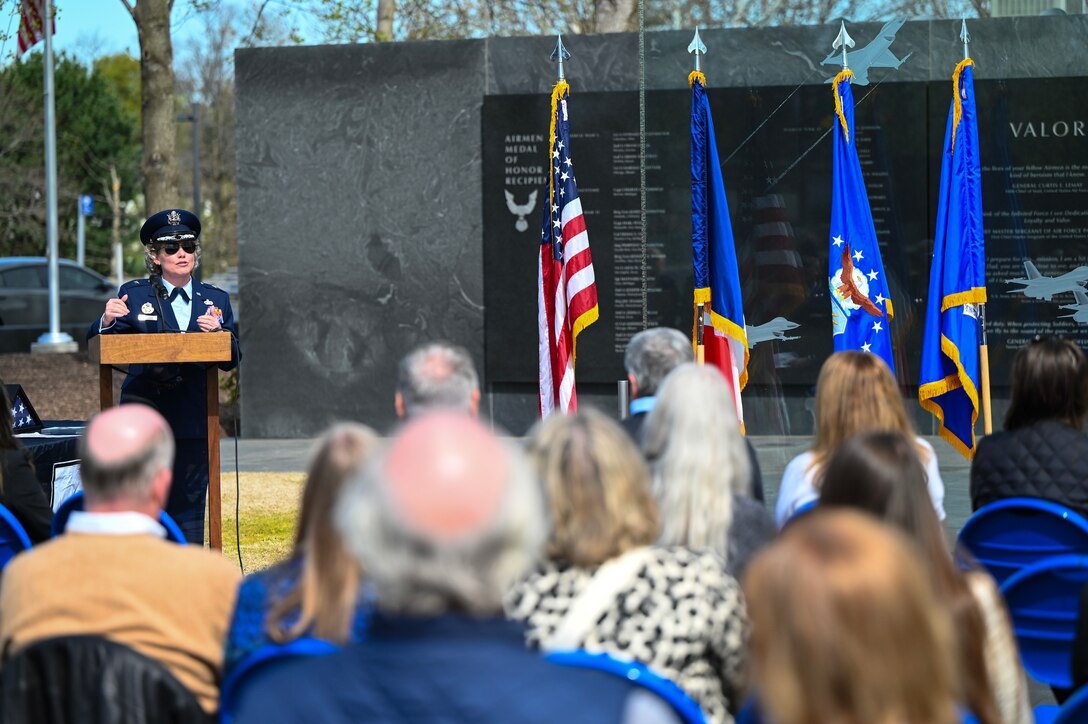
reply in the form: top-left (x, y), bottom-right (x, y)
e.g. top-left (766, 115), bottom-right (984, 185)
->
top-left (158, 240), bottom-right (198, 256)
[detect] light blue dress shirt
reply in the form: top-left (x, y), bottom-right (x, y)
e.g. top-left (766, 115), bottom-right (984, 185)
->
top-left (162, 277), bottom-right (194, 330)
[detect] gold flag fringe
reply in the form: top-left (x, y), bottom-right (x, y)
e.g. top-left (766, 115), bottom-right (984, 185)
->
top-left (951, 58), bottom-right (975, 152)
top-left (832, 69), bottom-right (855, 143)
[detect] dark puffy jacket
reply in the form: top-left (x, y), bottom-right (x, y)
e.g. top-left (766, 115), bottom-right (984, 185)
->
top-left (970, 420), bottom-right (1088, 517)
top-left (0, 635), bottom-right (212, 724)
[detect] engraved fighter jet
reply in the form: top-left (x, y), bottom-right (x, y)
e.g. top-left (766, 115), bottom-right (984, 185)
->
top-left (746, 317), bottom-right (801, 348)
top-left (1060, 288), bottom-right (1088, 324)
top-left (1009, 259), bottom-right (1088, 302)
top-left (821, 18), bottom-right (913, 86)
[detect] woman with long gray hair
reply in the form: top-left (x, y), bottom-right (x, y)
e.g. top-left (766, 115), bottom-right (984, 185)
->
top-left (641, 363), bottom-right (774, 578)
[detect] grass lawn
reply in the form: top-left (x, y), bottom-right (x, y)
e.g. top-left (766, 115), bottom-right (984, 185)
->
top-left (209, 471), bottom-right (304, 573)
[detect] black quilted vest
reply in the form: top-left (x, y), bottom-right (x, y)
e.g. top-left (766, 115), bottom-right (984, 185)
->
top-left (970, 420), bottom-right (1088, 517)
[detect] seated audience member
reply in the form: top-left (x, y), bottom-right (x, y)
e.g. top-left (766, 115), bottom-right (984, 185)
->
top-left (623, 327), bottom-right (764, 500)
top-left (223, 423), bottom-right (379, 678)
top-left (820, 432), bottom-right (1031, 724)
top-left (0, 404), bottom-right (240, 715)
top-left (642, 363), bottom-right (774, 579)
top-left (506, 409), bottom-right (749, 724)
top-left (394, 341), bottom-right (480, 419)
top-left (235, 412), bottom-right (675, 724)
top-left (971, 336), bottom-right (1088, 516)
top-left (0, 386), bottom-right (52, 542)
top-left (775, 351), bottom-right (946, 528)
top-left (743, 510), bottom-right (961, 724)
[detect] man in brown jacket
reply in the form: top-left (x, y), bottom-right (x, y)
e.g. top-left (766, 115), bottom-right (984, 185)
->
top-left (0, 404), bottom-right (240, 714)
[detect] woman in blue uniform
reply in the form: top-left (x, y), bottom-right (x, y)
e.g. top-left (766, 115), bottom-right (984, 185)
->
top-left (88, 209), bottom-right (240, 544)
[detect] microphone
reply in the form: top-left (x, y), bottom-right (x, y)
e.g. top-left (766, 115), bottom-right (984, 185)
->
top-left (149, 274), bottom-right (172, 332)
top-left (150, 273), bottom-right (168, 300)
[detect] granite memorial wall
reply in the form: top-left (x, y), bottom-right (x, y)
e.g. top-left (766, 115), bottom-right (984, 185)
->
top-left (237, 15), bottom-right (1088, 437)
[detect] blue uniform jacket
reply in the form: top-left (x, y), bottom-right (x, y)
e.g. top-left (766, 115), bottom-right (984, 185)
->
top-left (87, 277), bottom-right (240, 440)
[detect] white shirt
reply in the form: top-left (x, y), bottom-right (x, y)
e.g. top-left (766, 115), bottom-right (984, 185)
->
top-left (774, 438), bottom-right (947, 529)
top-left (162, 277), bottom-right (194, 330)
top-left (66, 510), bottom-right (166, 538)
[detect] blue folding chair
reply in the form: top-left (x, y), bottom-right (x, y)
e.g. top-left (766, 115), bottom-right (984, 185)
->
top-left (999, 554), bottom-right (1088, 689)
top-left (545, 650), bottom-right (706, 724)
top-left (957, 498), bottom-right (1088, 586)
top-left (219, 637), bottom-right (340, 723)
top-left (51, 491), bottom-right (188, 544)
top-left (0, 503), bottom-right (32, 568)
top-left (783, 499), bottom-right (818, 529)
top-left (1034, 683), bottom-right (1088, 724)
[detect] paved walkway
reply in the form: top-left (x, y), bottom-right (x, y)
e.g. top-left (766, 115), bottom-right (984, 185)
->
top-left (221, 434), bottom-right (974, 529)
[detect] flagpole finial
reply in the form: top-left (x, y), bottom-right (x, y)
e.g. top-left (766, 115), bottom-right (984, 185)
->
top-left (687, 26), bottom-right (707, 73)
top-left (550, 34), bottom-right (571, 81)
top-left (960, 18), bottom-right (970, 60)
top-left (832, 20), bottom-right (855, 70)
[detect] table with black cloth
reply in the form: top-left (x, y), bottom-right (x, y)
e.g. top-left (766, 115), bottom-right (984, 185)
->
top-left (16, 420), bottom-right (84, 511)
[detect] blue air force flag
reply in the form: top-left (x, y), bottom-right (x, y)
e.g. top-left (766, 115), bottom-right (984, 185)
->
top-left (828, 71), bottom-right (895, 375)
top-left (919, 60), bottom-right (987, 459)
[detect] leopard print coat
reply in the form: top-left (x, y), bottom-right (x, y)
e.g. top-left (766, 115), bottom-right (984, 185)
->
top-left (504, 546), bottom-right (748, 724)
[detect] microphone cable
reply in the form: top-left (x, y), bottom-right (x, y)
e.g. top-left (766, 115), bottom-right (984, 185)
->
top-left (234, 419), bottom-right (243, 573)
top-left (231, 336), bottom-right (244, 574)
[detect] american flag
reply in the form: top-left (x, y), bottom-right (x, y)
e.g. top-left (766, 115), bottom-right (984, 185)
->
top-left (17, 0), bottom-right (51, 57)
top-left (11, 399), bottom-right (32, 430)
top-left (538, 81), bottom-right (598, 417)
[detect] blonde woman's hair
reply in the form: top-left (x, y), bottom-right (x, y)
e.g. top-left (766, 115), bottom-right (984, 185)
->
top-left (810, 351), bottom-right (920, 477)
top-left (266, 422), bottom-right (380, 644)
top-left (744, 510), bottom-right (960, 724)
top-left (642, 363), bottom-right (751, 562)
top-left (527, 408), bottom-right (660, 567)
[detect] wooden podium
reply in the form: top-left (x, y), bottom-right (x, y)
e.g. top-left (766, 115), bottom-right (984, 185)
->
top-left (89, 333), bottom-right (233, 550)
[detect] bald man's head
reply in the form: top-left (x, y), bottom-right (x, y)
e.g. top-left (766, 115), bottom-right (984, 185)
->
top-left (337, 411), bottom-right (546, 616)
top-left (80, 404), bottom-right (175, 508)
top-left (384, 413), bottom-right (508, 539)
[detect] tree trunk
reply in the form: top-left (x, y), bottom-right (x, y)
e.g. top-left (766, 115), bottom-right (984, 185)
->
top-left (377, 0), bottom-right (395, 41)
top-left (132, 0), bottom-right (177, 215)
top-left (593, 0), bottom-right (638, 33)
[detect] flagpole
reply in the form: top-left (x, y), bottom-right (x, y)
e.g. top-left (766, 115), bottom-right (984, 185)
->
top-left (961, 18), bottom-right (993, 435)
top-left (980, 304), bottom-right (993, 434)
top-left (32, 0), bottom-right (77, 354)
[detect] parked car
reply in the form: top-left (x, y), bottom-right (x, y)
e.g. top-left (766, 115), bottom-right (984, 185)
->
top-left (0, 257), bottom-right (116, 353)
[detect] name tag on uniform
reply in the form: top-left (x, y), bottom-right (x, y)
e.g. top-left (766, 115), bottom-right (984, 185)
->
top-left (137, 314), bottom-right (158, 321)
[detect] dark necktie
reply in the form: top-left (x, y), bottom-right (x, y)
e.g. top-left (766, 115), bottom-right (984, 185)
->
top-left (169, 287), bottom-right (190, 303)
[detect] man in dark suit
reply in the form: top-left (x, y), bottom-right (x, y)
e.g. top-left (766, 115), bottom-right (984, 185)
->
top-left (623, 327), bottom-right (763, 501)
top-left (88, 208), bottom-right (239, 543)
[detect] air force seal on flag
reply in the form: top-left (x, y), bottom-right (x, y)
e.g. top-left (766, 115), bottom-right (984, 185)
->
top-left (830, 240), bottom-right (885, 336)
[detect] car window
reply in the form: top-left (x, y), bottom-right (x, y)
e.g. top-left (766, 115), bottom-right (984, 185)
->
top-left (0, 266), bottom-right (45, 288)
top-left (59, 265), bottom-right (106, 291)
